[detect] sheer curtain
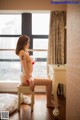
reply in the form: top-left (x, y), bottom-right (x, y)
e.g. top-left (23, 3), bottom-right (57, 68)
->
top-left (47, 11), bottom-right (66, 67)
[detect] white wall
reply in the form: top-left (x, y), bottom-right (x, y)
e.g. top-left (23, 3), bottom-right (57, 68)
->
top-left (0, 81), bottom-right (46, 92)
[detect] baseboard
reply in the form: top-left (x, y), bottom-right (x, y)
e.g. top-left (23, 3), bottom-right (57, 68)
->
top-left (0, 81), bottom-right (46, 93)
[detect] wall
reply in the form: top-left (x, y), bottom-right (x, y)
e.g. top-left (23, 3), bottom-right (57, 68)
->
top-left (66, 5), bottom-right (80, 120)
top-left (0, 0), bottom-right (66, 11)
top-left (0, 81), bottom-right (46, 93)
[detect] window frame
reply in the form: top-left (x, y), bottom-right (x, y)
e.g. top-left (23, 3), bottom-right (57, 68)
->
top-left (0, 13), bottom-right (49, 80)
top-left (0, 13), bottom-right (22, 62)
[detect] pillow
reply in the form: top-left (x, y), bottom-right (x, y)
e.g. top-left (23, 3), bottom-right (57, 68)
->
top-left (23, 95), bottom-right (31, 105)
top-left (0, 94), bottom-right (18, 115)
top-left (0, 93), bottom-right (31, 118)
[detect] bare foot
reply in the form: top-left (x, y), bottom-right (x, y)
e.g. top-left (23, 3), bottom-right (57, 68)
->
top-left (51, 100), bottom-right (60, 108)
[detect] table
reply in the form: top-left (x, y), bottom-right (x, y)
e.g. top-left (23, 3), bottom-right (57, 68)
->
top-left (48, 64), bottom-right (66, 116)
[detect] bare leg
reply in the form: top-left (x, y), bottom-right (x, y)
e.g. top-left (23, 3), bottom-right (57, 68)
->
top-left (34, 78), bottom-right (54, 108)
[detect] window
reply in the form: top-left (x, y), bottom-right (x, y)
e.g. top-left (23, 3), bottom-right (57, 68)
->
top-left (0, 37), bottom-right (18, 49)
top-left (32, 13), bottom-right (50, 78)
top-left (0, 13), bottom-right (50, 81)
top-left (32, 13), bottom-right (50, 35)
top-left (0, 14), bottom-right (22, 81)
top-left (0, 14), bottom-right (21, 35)
top-left (33, 38), bottom-right (48, 58)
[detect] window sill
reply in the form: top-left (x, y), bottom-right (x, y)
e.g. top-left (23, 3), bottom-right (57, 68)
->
top-left (0, 80), bottom-right (19, 83)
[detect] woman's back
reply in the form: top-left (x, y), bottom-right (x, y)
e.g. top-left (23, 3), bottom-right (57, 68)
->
top-left (19, 50), bottom-right (33, 84)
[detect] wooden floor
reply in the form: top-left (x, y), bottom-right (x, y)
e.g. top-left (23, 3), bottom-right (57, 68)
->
top-left (9, 94), bottom-right (66, 120)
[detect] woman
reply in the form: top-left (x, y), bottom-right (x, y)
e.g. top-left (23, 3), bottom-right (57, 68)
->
top-left (15, 35), bottom-right (54, 108)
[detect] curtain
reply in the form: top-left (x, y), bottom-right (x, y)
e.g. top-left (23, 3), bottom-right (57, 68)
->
top-left (47, 11), bottom-right (66, 66)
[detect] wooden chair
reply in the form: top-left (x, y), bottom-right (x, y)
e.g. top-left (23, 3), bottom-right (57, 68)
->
top-left (17, 84), bottom-right (34, 112)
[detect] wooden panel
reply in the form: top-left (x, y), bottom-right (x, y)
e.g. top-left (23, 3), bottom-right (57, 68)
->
top-left (0, 0), bottom-right (66, 11)
top-left (66, 4), bottom-right (80, 120)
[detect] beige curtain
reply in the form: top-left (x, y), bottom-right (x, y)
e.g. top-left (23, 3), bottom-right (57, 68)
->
top-left (47, 11), bottom-right (66, 67)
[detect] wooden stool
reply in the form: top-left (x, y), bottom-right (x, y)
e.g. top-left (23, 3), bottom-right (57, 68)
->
top-left (17, 84), bottom-right (34, 112)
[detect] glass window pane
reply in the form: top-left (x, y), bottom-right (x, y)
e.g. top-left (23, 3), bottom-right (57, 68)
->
top-left (32, 13), bottom-right (50, 35)
top-left (32, 61), bottom-right (47, 78)
top-left (33, 51), bottom-right (47, 58)
top-left (0, 14), bottom-right (21, 35)
top-left (0, 37), bottom-right (18, 49)
top-left (0, 50), bottom-right (20, 81)
top-left (0, 51), bottom-right (19, 60)
top-left (0, 61), bottom-right (21, 81)
top-left (33, 38), bottom-right (48, 58)
top-left (33, 38), bottom-right (48, 49)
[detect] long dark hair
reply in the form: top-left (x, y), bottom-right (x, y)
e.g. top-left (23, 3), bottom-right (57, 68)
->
top-left (15, 35), bottom-right (29, 55)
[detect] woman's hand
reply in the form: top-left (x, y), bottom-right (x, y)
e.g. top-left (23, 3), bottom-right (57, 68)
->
top-left (29, 77), bottom-right (35, 91)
